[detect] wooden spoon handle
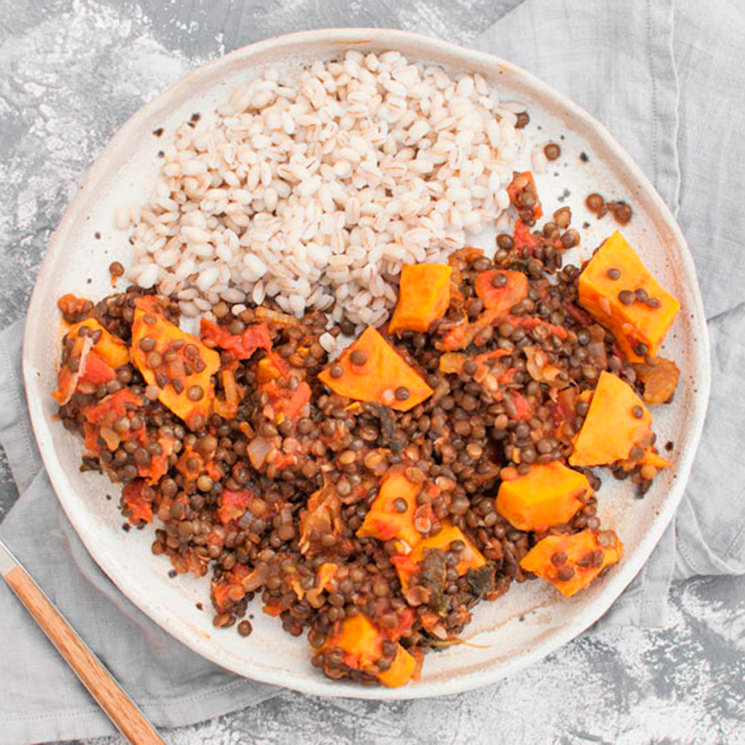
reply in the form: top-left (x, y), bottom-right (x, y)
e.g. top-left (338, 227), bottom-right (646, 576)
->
top-left (3, 564), bottom-right (165, 745)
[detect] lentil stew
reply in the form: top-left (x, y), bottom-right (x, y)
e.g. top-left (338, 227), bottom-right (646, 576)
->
top-left (51, 171), bottom-right (680, 688)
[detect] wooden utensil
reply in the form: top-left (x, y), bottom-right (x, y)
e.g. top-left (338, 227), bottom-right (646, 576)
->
top-left (0, 538), bottom-right (165, 745)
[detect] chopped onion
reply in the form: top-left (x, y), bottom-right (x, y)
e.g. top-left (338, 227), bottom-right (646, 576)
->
top-left (246, 436), bottom-right (273, 469)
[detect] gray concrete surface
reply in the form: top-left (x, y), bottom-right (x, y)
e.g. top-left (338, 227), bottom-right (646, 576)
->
top-left (1, 1), bottom-right (744, 743)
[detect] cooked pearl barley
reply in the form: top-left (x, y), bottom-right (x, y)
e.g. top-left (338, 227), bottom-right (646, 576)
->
top-left (128, 51), bottom-right (526, 323)
top-left (114, 208), bottom-right (131, 230)
top-left (531, 146), bottom-right (549, 174)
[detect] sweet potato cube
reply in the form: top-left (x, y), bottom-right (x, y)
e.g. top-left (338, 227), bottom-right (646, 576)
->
top-left (357, 470), bottom-right (423, 548)
top-left (569, 371), bottom-right (652, 466)
top-left (578, 231), bottom-right (680, 362)
top-left (131, 296), bottom-right (220, 429)
top-left (394, 522), bottom-right (486, 592)
top-left (496, 462), bottom-right (590, 531)
top-left (409, 522), bottom-right (486, 576)
top-left (52, 318), bottom-right (130, 405)
top-left (377, 645), bottom-right (417, 688)
top-left (332, 614), bottom-right (381, 667)
top-left (389, 263), bottom-right (452, 334)
top-left (318, 327), bottom-right (433, 412)
top-left (321, 614), bottom-right (416, 688)
top-left (66, 318), bottom-right (130, 369)
top-left (520, 529), bottom-right (623, 597)
top-left (256, 355), bottom-right (284, 383)
top-left (474, 270), bottom-right (529, 315)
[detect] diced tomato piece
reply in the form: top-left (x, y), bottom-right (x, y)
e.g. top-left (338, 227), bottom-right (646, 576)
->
top-left (136, 435), bottom-right (175, 485)
top-left (504, 315), bottom-right (569, 339)
top-left (213, 584), bottom-right (231, 611)
top-left (122, 480), bottom-right (153, 524)
top-left (261, 380), bottom-right (311, 422)
top-left (273, 452), bottom-right (298, 469)
top-left (83, 388), bottom-right (143, 425)
top-left (218, 489), bottom-right (254, 524)
top-left (506, 171), bottom-right (543, 221)
top-left (390, 554), bottom-right (419, 590)
top-left (205, 461), bottom-right (224, 481)
top-left (80, 388), bottom-right (146, 453)
top-left (437, 319), bottom-right (472, 351)
top-left (79, 351), bottom-right (116, 385)
top-left (508, 391), bottom-right (533, 420)
top-left (474, 270), bottom-right (529, 315)
top-left (513, 219), bottom-right (538, 253)
top-left (386, 606), bottom-right (415, 642)
top-left (176, 444), bottom-right (204, 481)
top-left (200, 319), bottom-right (273, 360)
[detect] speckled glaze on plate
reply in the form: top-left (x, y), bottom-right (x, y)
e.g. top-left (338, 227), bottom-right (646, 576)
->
top-left (23, 28), bottom-right (709, 699)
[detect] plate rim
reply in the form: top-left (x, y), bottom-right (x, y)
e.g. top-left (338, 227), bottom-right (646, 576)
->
top-left (22, 26), bottom-right (711, 700)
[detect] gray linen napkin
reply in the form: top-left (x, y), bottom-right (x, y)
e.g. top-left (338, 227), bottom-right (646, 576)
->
top-left (2, 1), bottom-right (745, 742)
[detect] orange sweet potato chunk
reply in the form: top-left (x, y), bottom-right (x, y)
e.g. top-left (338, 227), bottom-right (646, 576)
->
top-left (389, 263), bottom-right (452, 334)
top-left (520, 529), bottom-right (623, 597)
top-left (131, 296), bottom-right (220, 429)
top-left (496, 462), bottom-right (590, 531)
top-left (52, 318), bottom-right (131, 405)
top-left (578, 231), bottom-right (680, 362)
top-left (319, 614), bottom-right (416, 688)
top-left (66, 318), bottom-right (130, 369)
top-left (394, 522), bottom-right (486, 592)
top-left (377, 644), bottom-right (417, 688)
top-left (357, 470), bottom-right (424, 548)
top-left (318, 327), bottom-right (433, 412)
top-left (474, 270), bottom-right (529, 315)
top-left (569, 371), bottom-right (652, 467)
top-left (52, 335), bottom-right (92, 405)
top-left (409, 522), bottom-right (486, 576)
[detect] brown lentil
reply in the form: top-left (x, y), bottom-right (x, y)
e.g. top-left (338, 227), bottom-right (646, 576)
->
top-left (544, 142), bottom-right (561, 160)
top-left (109, 261), bottom-right (125, 278)
top-left (586, 193), bottom-right (604, 212)
top-left (515, 111), bottom-right (530, 128)
top-left (350, 350), bottom-right (367, 366)
top-left (187, 385), bottom-right (204, 401)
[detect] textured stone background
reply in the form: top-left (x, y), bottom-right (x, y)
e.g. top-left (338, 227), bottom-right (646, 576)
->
top-left (1, 1), bottom-right (744, 743)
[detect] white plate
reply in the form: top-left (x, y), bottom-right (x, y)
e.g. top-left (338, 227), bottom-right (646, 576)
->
top-left (23, 28), bottom-right (710, 699)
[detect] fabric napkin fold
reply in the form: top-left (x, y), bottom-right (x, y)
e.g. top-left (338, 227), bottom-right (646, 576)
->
top-left (2, 0), bottom-right (745, 742)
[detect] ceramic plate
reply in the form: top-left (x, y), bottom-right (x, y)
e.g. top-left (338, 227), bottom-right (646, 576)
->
top-left (23, 28), bottom-right (710, 699)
